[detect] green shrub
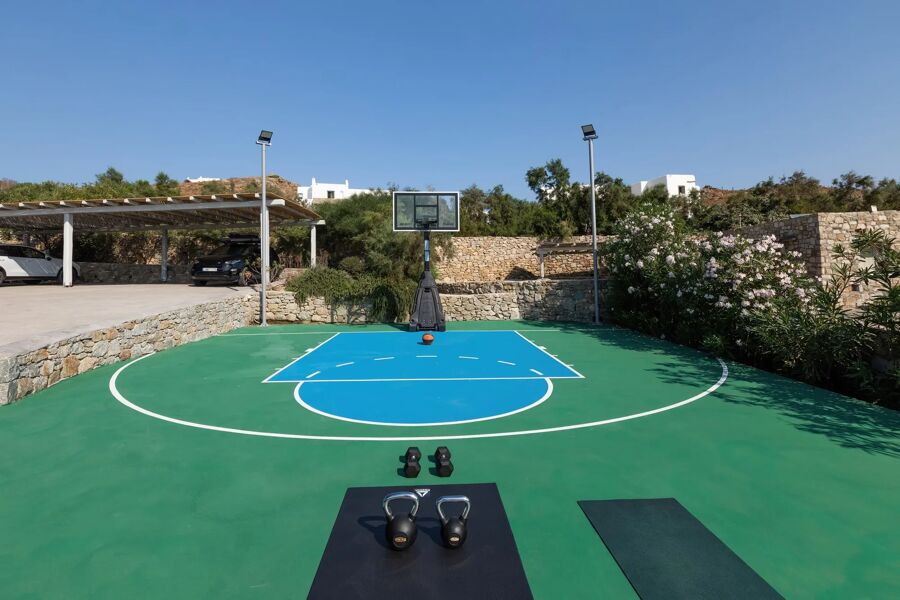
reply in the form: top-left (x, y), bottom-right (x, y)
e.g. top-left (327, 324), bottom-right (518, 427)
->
top-left (286, 266), bottom-right (414, 322)
top-left (605, 201), bottom-right (900, 407)
top-left (338, 256), bottom-right (365, 276)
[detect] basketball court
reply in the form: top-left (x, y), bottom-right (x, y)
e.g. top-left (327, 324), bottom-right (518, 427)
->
top-left (2, 194), bottom-right (899, 598)
top-left (2, 320), bottom-right (898, 597)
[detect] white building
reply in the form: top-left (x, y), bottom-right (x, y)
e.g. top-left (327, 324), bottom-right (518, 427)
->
top-left (631, 174), bottom-right (698, 197)
top-left (184, 176), bottom-right (221, 184)
top-left (297, 178), bottom-right (373, 204)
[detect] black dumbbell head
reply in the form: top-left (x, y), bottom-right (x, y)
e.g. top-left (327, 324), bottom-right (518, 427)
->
top-left (405, 447), bottom-right (422, 462)
top-left (436, 458), bottom-right (454, 477)
top-left (434, 446), bottom-right (451, 461)
top-left (403, 460), bottom-right (421, 478)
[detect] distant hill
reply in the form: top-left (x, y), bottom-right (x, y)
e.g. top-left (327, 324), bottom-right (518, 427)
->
top-left (179, 175), bottom-right (300, 201)
top-left (700, 186), bottom-right (739, 206)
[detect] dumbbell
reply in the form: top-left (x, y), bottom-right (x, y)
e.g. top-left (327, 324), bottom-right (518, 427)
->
top-left (433, 446), bottom-right (451, 461)
top-left (436, 495), bottom-right (471, 549)
top-left (434, 446), bottom-right (453, 477)
top-left (403, 447), bottom-right (421, 478)
top-left (383, 491), bottom-right (419, 550)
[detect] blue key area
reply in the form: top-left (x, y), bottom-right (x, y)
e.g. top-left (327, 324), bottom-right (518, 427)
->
top-left (266, 331), bottom-right (580, 382)
top-left (296, 378), bottom-right (552, 425)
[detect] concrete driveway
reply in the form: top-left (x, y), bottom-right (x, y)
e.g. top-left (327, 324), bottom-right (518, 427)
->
top-left (0, 284), bottom-right (253, 356)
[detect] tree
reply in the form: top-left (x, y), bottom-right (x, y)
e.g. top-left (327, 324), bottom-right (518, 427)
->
top-left (832, 171), bottom-right (875, 210)
top-left (154, 172), bottom-right (180, 196)
top-left (866, 178), bottom-right (900, 210)
top-left (459, 185), bottom-right (491, 235)
top-left (594, 172), bottom-right (636, 234)
top-left (95, 167), bottom-right (125, 185)
top-left (526, 159), bottom-right (577, 231)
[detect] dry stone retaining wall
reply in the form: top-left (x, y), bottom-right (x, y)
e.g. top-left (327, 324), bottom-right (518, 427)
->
top-left (0, 295), bottom-right (253, 405)
top-left (257, 279), bottom-right (601, 325)
top-left (438, 235), bottom-right (600, 282)
top-left (735, 210), bottom-right (900, 308)
top-left (260, 291), bottom-right (374, 324)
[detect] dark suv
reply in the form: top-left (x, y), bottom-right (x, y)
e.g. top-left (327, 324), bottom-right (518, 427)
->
top-left (190, 235), bottom-right (280, 286)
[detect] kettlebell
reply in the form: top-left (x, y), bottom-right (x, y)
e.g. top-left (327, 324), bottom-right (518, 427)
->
top-left (383, 491), bottom-right (419, 551)
top-left (436, 495), bottom-right (471, 549)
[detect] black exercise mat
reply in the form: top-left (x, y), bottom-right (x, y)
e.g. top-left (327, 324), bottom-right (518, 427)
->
top-left (579, 498), bottom-right (783, 600)
top-left (308, 483), bottom-right (533, 599)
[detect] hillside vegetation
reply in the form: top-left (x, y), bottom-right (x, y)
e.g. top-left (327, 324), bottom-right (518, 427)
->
top-left (2, 164), bottom-right (899, 266)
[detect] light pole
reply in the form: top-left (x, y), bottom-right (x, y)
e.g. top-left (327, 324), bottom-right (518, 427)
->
top-left (581, 124), bottom-right (600, 324)
top-left (256, 129), bottom-right (273, 327)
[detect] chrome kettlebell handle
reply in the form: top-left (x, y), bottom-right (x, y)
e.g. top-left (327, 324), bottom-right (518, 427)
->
top-left (436, 495), bottom-right (470, 523)
top-left (383, 491), bottom-right (420, 519)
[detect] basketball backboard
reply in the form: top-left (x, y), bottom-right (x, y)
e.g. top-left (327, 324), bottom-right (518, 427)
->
top-left (392, 191), bottom-right (460, 232)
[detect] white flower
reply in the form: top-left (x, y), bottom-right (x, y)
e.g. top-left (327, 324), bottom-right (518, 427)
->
top-left (627, 286), bottom-right (636, 294)
top-left (665, 255), bottom-right (675, 266)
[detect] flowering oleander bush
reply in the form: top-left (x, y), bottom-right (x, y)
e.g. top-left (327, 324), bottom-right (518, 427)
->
top-left (603, 202), bottom-right (899, 406)
top-left (605, 202), bottom-right (815, 351)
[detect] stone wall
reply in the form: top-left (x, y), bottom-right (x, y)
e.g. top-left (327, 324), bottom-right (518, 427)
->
top-left (734, 214), bottom-right (821, 276)
top-left (259, 291), bottom-right (374, 324)
top-left (440, 279), bottom-right (602, 322)
top-left (255, 279), bottom-right (601, 325)
top-left (817, 211), bottom-right (900, 308)
top-left (79, 262), bottom-right (191, 284)
top-left (0, 295), bottom-right (253, 405)
top-left (734, 210), bottom-right (900, 308)
top-left (438, 235), bottom-right (601, 282)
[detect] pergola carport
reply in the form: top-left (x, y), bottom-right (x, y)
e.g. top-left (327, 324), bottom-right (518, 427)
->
top-left (535, 241), bottom-right (594, 279)
top-left (0, 193), bottom-right (324, 286)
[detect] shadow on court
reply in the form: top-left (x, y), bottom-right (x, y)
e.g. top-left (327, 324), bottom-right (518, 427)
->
top-left (548, 320), bottom-right (900, 459)
top-left (720, 366), bottom-right (900, 458)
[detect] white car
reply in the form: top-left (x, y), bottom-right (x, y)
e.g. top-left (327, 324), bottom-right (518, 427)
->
top-left (0, 244), bottom-right (81, 285)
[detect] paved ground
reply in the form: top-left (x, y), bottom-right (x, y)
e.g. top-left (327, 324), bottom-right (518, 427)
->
top-left (0, 284), bottom-right (252, 356)
top-left (1, 321), bottom-right (897, 598)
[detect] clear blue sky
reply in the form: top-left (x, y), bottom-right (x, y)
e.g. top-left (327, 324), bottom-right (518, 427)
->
top-left (3, 0), bottom-right (899, 198)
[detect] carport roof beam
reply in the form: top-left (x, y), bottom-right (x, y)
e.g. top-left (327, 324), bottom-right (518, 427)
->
top-left (0, 193), bottom-right (324, 233)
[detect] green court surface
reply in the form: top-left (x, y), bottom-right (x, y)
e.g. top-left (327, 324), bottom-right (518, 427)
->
top-left (1, 321), bottom-right (898, 598)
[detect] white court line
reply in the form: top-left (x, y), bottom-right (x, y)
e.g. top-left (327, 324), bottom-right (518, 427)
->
top-left (498, 360), bottom-right (516, 366)
top-left (109, 355), bottom-right (727, 442)
top-left (514, 330), bottom-right (585, 378)
top-left (262, 376), bottom-right (581, 383)
top-left (530, 369), bottom-right (543, 376)
top-left (261, 333), bottom-right (341, 383)
top-left (416, 355), bottom-right (437, 358)
top-left (293, 379), bottom-right (553, 427)
top-left (305, 371), bottom-right (321, 379)
top-left (373, 357), bottom-right (395, 361)
top-left (335, 362), bottom-right (354, 368)
top-left (458, 356), bottom-right (478, 360)
top-left (222, 329), bottom-right (563, 337)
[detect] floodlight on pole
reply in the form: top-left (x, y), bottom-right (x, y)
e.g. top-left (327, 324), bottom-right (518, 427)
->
top-left (582, 123), bottom-right (600, 323)
top-left (256, 129), bottom-right (273, 327)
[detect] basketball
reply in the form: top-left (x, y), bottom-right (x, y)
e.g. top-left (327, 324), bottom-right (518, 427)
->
top-left (422, 333), bottom-right (435, 345)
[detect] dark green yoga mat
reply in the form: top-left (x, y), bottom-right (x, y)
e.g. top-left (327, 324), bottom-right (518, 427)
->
top-left (579, 498), bottom-right (783, 600)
